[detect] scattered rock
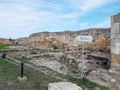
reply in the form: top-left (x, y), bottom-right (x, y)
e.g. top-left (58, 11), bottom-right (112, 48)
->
top-left (98, 68), bottom-right (108, 73)
top-left (7, 81), bottom-right (14, 86)
top-left (101, 73), bottom-right (112, 82)
top-left (115, 83), bottom-right (120, 90)
top-left (31, 60), bottom-right (68, 74)
top-left (110, 79), bottom-right (116, 83)
top-left (108, 69), bottom-right (116, 74)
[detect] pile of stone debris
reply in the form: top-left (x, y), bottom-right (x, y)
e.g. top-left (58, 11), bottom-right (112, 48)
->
top-left (86, 63), bottom-right (120, 90)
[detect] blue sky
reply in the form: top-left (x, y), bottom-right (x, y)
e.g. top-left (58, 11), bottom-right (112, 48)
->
top-left (0, 0), bottom-right (120, 39)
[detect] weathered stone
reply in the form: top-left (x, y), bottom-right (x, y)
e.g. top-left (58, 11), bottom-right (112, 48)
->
top-left (115, 83), bottom-right (120, 90)
top-left (0, 38), bottom-right (11, 44)
top-left (31, 60), bottom-right (68, 74)
top-left (108, 69), bottom-right (116, 74)
top-left (18, 28), bottom-right (110, 50)
top-left (111, 13), bottom-right (120, 64)
top-left (48, 82), bottom-right (82, 90)
top-left (101, 73), bottom-right (112, 82)
top-left (7, 81), bottom-right (14, 86)
top-left (17, 76), bottom-right (27, 82)
top-left (110, 79), bottom-right (116, 83)
top-left (16, 37), bottom-right (29, 45)
top-left (111, 54), bottom-right (120, 64)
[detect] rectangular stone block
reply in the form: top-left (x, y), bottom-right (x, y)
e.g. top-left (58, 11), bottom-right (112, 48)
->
top-left (111, 22), bottom-right (120, 34)
top-left (111, 33), bottom-right (120, 39)
top-left (48, 82), bottom-right (82, 90)
top-left (112, 54), bottom-right (120, 64)
top-left (115, 42), bottom-right (120, 47)
top-left (111, 46), bottom-right (120, 54)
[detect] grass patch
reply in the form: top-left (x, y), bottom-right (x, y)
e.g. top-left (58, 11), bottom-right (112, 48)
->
top-left (0, 59), bottom-right (60, 90)
top-left (0, 44), bottom-right (11, 49)
top-left (66, 75), bottom-right (109, 90)
top-left (0, 44), bottom-right (11, 53)
top-left (14, 56), bottom-right (29, 63)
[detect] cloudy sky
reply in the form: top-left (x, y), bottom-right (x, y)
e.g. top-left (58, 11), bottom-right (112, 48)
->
top-left (0, 0), bottom-right (120, 39)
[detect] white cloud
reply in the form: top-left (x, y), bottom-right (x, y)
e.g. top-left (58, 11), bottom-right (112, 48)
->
top-left (0, 0), bottom-right (118, 38)
top-left (0, 1), bottom-right (78, 38)
top-left (80, 0), bottom-right (113, 12)
top-left (67, 0), bottom-right (115, 12)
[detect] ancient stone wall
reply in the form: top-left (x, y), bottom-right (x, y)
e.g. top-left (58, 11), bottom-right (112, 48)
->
top-left (28, 28), bottom-right (110, 49)
top-left (111, 13), bottom-right (120, 64)
top-left (0, 38), bottom-right (11, 44)
top-left (74, 29), bottom-right (110, 49)
top-left (29, 32), bottom-right (69, 49)
top-left (16, 37), bottom-right (29, 46)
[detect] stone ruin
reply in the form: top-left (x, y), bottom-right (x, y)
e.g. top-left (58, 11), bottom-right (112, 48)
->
top-left (111, 13), bottom-right (120, 64)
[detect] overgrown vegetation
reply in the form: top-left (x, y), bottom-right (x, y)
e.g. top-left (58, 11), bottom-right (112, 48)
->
top-left (0, 44), bottom-right (11, 50)
top-left (59, 55), bottom-right (80, 74)
top-left (84, 69), bottom-right (93, 76)
top-left (0, 44), bottom-right (11, 53)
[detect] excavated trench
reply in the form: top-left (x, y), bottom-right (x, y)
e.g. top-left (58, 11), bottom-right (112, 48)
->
top-left (86, 55), bottom-right (111, 69)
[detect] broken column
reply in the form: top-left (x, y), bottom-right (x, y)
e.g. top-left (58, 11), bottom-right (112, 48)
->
top-left (111, 13), bottom-right (120, 64)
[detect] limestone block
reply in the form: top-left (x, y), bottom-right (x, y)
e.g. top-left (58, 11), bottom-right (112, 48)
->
top-left (115, 42), bottom-right (120, 47)
top-left (112, 54), bottom-right (120, 64)
top-left (111, 79), bottom-right (116, 83)
top-left (111, 46), bottom-right (120, 54)
top-left (48, 82), bottom-right (82, 90)
top-left (111, 22), bottom-right (120, 34)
